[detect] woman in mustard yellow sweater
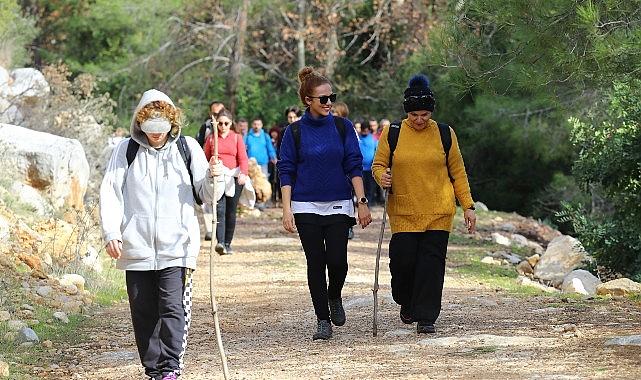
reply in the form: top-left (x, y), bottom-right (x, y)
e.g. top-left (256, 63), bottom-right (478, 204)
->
top-left (372, 74), bottom-right (477, 334)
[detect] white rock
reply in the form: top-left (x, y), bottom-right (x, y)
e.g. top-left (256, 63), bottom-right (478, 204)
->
top-left (596, 278), bottom-right (641, 297)
top-left (81, 246), bottom-right (103, 273)
top-left (7, 320), bottom-right (26, 331)
top-left (10, 182), bottom-right (53, 216)
top-left (534, 235), bottom-right (586, 286)
top-left (0, 124), bottom-right (90, 210)
top-left (510, 234), bottom-right (529, 246)
top-left (605, 335), bottom-right (641, 346)
top-left (0, 359), bottom-right (8, 377)
top-left (60, 274), bottom-right (86, 291)
top-left (7, 68), bottom-right (50, 98)
top-left (36, 285), bottom-right (53, 298)
top-left (481, 256), bottom-right (501, 266)
top-left (561, 270), bottom-right (601, 296)
top-left (491, 232), bottom-right (511, 246)
top-left (0, 310), bottom-right (10, 322)
top-left (53, 311), bottom-right (69, 324)
top-left (474, 201), bottom-right (489, 211)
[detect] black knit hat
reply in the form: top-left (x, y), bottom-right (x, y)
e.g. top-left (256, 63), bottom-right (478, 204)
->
top-left (403, 74), bottom-right (435, 113)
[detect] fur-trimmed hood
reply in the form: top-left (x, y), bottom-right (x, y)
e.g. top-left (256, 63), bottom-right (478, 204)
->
top-left (130, 89), bottom-right (181, 149)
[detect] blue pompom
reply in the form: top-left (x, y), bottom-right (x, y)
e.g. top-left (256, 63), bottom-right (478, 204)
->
top-left (408, 74), bottom-right (430, 88)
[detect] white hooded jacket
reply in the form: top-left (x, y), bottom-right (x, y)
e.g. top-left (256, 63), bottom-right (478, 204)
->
top-left (100, 89), bottom-right (215, 270)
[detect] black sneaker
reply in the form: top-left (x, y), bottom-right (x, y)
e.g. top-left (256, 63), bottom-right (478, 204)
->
top-left (313, 319), bottom-right (332, 340)
top-left (328, 298), bottom-right (346, 326)
top-left (224, 243), bottom-right (233, 255)
top-left (417, 321), bottom-right (436, 334)
top-left (400, 305), bottom-right (414, 324)
top-left (204, 232), bottom-right (212, 241)
top-left (215, 243), bottom-right (226, 255)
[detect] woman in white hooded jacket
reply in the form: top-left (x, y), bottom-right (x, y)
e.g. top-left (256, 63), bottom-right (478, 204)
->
top-left (100, 89), bottom-right (220, 380)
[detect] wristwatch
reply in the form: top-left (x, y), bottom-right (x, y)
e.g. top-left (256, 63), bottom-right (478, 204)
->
top-left (467, 205), bottom-right (476, 211)
top-left (358, 197), bottom-right (368, 205)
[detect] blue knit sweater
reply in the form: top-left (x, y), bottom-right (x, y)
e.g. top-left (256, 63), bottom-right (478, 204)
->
top-left (278, 110), bottom-right (363, 202)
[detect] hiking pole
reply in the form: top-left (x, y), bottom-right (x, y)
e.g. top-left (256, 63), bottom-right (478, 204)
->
top-left (372, 187), bottom-right (389, 337)
top-left (208, 117), bottom-right (231, 380)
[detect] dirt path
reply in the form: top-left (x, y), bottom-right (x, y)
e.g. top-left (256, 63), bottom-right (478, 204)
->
top-left (42, 207), bottom-right (641, 379)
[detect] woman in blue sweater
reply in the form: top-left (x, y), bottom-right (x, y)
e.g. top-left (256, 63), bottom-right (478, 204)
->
top-left (278, 66), bottom-right (372, 340)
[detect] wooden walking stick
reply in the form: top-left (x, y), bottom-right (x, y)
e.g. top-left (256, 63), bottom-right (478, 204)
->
top-left (372, 188), bottom-right (389, 337)
top-left (208, 116), bottom-right (231, 379)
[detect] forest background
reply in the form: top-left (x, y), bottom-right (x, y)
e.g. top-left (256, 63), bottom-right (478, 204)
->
top-left (1, 0), bottom-right (640, 279)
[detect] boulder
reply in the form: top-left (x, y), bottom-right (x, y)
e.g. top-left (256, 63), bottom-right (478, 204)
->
top-left (516, 261), bottom-right (534, 275)
top-left (10, 182), bottom-right (53, 216)
top-left (561, 270), bottom-right (601, 296)
top-left (4, 68), bottom-right (49, 99)
top-left (533, 235), bottom-right (586, 286)
top-left (474, 201), bottom-right (489, 211)
top-left (60, 273), bottom-right (85, 291)
top-left (0, 124), bottom-right (89, 210)
top-left (15, 327), bottom-right (39, 343)
top-left (491, 232), bottom-right (511, 246)
top-left (596, 278), bottom-right (641, 297)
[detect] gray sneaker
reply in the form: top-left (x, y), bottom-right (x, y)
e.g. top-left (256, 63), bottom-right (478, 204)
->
top-left (215, 243), bottom-right (226, 255)
top-left (312, 319), bottom-right (332, 340)
top-left (328, 298), bottom-right (346, 326)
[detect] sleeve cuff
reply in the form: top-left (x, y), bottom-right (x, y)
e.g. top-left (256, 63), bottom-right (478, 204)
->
top-left (104, 232), bottom-right (122, 245)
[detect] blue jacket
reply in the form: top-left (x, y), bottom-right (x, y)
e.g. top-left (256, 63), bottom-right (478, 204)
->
top-left (278, 110), bottom-right (363, 202)
top-left (244, 129), bottom-right (276, 165)
top-left (358, 133), bottom-right (378, 171)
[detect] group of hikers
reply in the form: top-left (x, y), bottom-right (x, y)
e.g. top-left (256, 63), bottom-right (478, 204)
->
top-left (99, 66), bottom-right (477, 379)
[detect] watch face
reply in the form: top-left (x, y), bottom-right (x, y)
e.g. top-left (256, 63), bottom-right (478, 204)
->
top-left (360, 197), bottom-right (368, 204)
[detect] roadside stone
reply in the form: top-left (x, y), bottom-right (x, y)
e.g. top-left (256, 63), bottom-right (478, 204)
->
top-left (605, 335), bottom-right (641, 346)
top-left (561, 270), bottom-right (601, 296)
top-left (596, 278), bottom-right (641, 297)
top-left (475, 201), bottom-right (489, 211)
top-left (518, 276), bottom-right (559, 293)
top-left (53, 311), bottom-right (69, 324)
top-left (16, 327), bottom-right (39, 343)
top-left (481, 256), bottom-right (501, 266)
top-left (60, 274), bottom-right (85, 292)
top-left (517, 261), bottom-right (534, 275)
top-left (0, 310), bottom-right (10, 322)
top-left (8, 320), bottom-right (27, 331)
top-left (36, 285), bottom-right (53, 298)
top-left (534, 235), bottom-right (586, 286)
top-left (418, 334), bottom-right (557, 348)
top-left (499, 223), bottom-right (517, 233)
top-left (0, 360), bottom-right (8, 377)
top-left (383, 329), bottom-right (413, 338)
top-left (491, 232), bottom-right (511, 246)
top-left (20, 304), bottom-right (34, 311)
top-left (42, 340), bottom-right (53, 348)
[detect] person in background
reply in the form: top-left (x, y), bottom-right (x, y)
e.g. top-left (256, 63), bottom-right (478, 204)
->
top-left (268, 125), bottom-right (282, 205)
top-left (236, 118), bottom-right (249, 138)
top-left (369, 117), bottom-right (380, 141)
top-left (100, 89), bottom-right (219, 380)
top-left (358, 122), bottom-right (378, 208)
top-left (244, 118), bottom-right (277, 178)
top-left (372, 74), bottom-right (476, 335)
top-left (196, 100), bottom-right (225, 147)
top-left (278, 66), bottom-right (372, 341)
top-left (332, 102), bottom-right (349, 118)
top-left (352, 118), bottom-right (363, 135)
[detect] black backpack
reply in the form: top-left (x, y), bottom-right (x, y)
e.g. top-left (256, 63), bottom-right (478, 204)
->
top-left (387, 121), bottom-right (454, 183)
top-left (126, 136), bottom-right (203, 205)
top-left (289, 116), bottom-right (348, 160)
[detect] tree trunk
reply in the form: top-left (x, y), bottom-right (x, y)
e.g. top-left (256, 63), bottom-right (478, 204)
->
top-left (227, 0), bottom-right (250, 116)
top-left (325, 12), bottom-right (339, 78)
top-left (297, 0), bottom-right (306, 70)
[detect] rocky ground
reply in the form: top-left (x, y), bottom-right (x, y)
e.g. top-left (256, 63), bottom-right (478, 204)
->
top-left (28, 207), bottom-right (641, 379)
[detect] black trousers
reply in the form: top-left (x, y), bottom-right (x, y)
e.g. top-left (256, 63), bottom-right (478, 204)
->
top-left (126, 267), bottom-right (194, 379)
top-left (362, 170), bottom-right (377, 206)
top-left (389, 231), bottom-right (449, 323)
top-left (295, 213), bottom-right (354, 321)
top-left (216, 180), bottom-right (243, 245)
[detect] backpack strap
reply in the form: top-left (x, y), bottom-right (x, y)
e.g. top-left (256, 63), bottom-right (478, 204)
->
top-left (387, 121), bottom-right (402, 169)
top-left (176, 136), bottom-right (203, 205)
top-left (334, 116), bottom-right (347, 142)
top-left (437, 123), bottom-right (454, 183)
top-left (290, 120), bottom-right (302, 160)
top-left (126, 139), bottom-right (140, 167)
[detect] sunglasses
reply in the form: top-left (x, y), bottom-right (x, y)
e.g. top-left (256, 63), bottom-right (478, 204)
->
top-left (308, 93), bottom-right (337, 104)
top-left (218, 121), bottom-right (232, 127)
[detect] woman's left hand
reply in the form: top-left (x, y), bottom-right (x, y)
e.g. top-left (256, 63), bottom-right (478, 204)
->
top-left (237, 173), bottom-right (247, 186)
top-left (357, 204), bottom-right (372, 228)
top-left (464, 208), bottom-right (477, 234)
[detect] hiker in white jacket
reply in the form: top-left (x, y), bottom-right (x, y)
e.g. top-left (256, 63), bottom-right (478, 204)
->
top-left (100, 89), bottom-right (221, 380)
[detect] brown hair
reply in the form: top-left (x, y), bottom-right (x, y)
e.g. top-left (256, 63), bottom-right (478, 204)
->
top-left (136, 100), bottom-right (183, 137)
top-left (297, 66), bottom-right (332, 106)
top-left (332, 102), bottom-right (349, 117)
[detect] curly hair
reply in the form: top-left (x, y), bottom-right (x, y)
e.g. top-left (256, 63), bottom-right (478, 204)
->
top-left (297, 66), bottom-right (332, 106)
top-left (135, 100), bottom-right (183, 137)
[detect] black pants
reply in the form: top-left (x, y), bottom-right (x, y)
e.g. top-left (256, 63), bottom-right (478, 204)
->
top-left (126, 267), bottom-right (194, 379)
top-left (216, 180), bottom-right (243, 245)
top-left (389, 231), bottom-right (449, 323)
top-left (362, 170), bottom-right (377, 206)
top-left (295, 214), bottom-right (354, 321)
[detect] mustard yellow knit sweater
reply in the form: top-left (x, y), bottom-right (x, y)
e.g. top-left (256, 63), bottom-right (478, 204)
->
top-left (372, 119), bottom-right (474, 233)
